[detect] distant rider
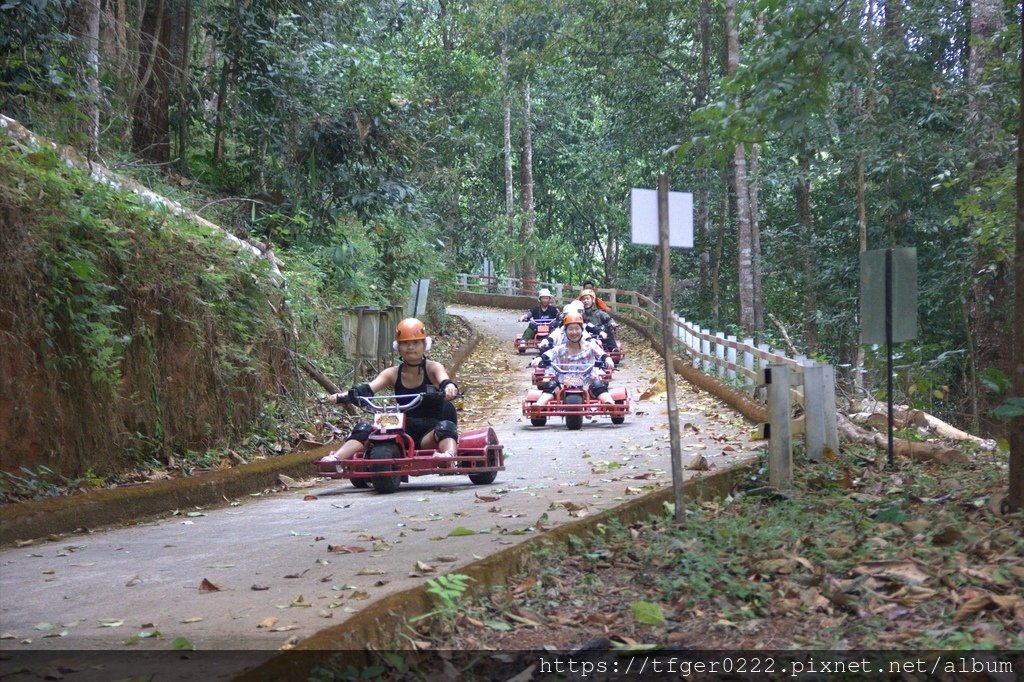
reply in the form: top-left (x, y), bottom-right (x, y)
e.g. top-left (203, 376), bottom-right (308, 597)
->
top-left (579, 289), bottom-right (618, 353)
top-left (317, 318), bottom-right (459, 468)
top-left (537, 301), bottom-right (590, 351)
top-left (518, 288), bottom-right (560, 341)
top-left (530, 312), bottom-right (615, 407)
top-left (577, 280), bottom-right (611, 312)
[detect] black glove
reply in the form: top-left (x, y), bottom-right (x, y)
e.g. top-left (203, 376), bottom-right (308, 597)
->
top-left (347, 383), bottom-right (373, 403)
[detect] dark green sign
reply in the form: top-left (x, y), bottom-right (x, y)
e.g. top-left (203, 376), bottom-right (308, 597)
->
top-left (860, 247), bottom-right (917, 345)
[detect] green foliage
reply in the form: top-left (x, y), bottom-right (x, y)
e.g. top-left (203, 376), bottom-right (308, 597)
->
top-left (408, 573), bottom-right (474, 629)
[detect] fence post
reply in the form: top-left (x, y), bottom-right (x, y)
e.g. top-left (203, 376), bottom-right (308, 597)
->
top-left (766, 364), bottom-right (793, 488)
top-left (555, 283), bottom-right (564, 303)
top-left (726, 335), bottom-right (737, 381)
top-left (757, 343), bottom-right (771, 401)
top-left (743, 337), bottom-right (754, 392)
top-left (458, 273), bottom-right (467, 290)
top-left (822, 364), bottom-right (840, 458)
top-left (700, 328), bottom-right (711, 372)
top-left (803, 362), bottom-right (826, 463)
top-left (715, 333), bottom-right (726, 378)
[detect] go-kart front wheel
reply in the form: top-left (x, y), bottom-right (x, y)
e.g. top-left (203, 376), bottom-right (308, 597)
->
top-left (564, 393), bottom-right (584, 431)
top-left (611, 399), bottom-right (626, 425)
top-left (530, 416), bottom-right (547, 427)
top-left (367, 442), bottom-right (402, 494)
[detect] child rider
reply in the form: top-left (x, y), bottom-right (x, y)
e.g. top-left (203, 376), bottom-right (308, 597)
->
top-left (317, 318), bottom-right (460, 469)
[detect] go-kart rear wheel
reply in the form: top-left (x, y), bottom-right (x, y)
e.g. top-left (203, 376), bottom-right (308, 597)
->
top-left (530, 416), bottom-right (547, 426)
top-left (468, 448), bottom-right (498, 485)
top-left (611, 399), bottom-right (626, 425)
top-left (368, 442), bottom-right (401, 494)
top-left (350, 478), bottom-right (370, 489)
top-left (518, 347), bottom-right (526, 354)
top-left (565, 393), bottom-right (584, 431)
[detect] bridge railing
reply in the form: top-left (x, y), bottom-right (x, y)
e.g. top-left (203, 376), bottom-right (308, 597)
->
top-left (455, 273), bottom-right (839, 471)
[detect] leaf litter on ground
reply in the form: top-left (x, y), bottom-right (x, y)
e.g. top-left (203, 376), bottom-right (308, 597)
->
top-left (402, 445), bottom-right (1022, 652)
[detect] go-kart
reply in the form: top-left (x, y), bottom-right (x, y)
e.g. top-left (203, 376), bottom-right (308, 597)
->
top-left (530, 360), bottom-right (613, 388)
top-left (522, 363), bottom-right (629, 430)
top-left (514, 317), bottom-right (557, 354)
top-left (588, 323), bottom-right (625, 365)
top-left (317, 392), bottom-right (504, 494)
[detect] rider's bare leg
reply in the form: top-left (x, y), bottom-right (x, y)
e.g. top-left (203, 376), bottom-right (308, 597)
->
top-left (420, 432), bottom-right (457, 456)
top-left (597, 392), bottom-right (614, 404)
top-left (322, 439), bottom-right (365, 462)
top-left (535, 392), bottom-right (554, 406)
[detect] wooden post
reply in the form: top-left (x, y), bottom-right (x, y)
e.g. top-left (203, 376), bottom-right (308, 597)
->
top-left (766, 364), bottom-right (793, 488)
top-left (757, 343), bottom-right (770, 401)
top-left (657, 174), bottom-right (685, 522)
top-left (803, 362), bottom-right (826, 462)
top-left (743, 337), bottom-right (755, 392)
top-left (714, 333), bottom-right (726, 377)
top-left (726, 335), bottom-right (737, 381)
top-left (700, 328), bottom-right (711, 373)
top-left (822, 364), bottom-right (840, 458)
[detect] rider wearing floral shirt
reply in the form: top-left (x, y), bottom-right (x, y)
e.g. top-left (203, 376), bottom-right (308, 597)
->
top-left (530, 312), bottom-right (614, 407)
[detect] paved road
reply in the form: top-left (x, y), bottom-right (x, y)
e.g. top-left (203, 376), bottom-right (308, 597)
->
top-left (0, 305), bottom-right (757, 655)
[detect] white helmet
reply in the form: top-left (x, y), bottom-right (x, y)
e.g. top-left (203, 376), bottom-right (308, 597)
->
top-left (537, 288), bottom-right (552, 299)
top-left (562, 300), bottom-right (584, 315)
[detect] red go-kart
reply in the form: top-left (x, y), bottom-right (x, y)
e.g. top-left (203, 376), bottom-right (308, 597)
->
top-left (522, 364), bottom-right (629, 430)
top-left (513, 318), bottom-right (556, 354)
top-left (530, 361), bottom-right (613, 388)
top-left (317, 393), bottom-right (504, 494)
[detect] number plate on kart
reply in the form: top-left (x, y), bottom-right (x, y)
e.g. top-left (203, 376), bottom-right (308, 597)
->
top-left (375, 413), bottom-right (405, 432)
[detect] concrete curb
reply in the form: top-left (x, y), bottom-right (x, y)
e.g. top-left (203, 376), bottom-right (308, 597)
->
top-left (235, 463), bottom-right (752, 679)
top-left (0, 318), bottom-right (480, 546)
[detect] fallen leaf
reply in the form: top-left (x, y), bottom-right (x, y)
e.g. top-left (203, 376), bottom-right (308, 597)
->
top-left (257, 617), bottom-right (278, 629)
top-left (199, 578), bottom-right (223, 592)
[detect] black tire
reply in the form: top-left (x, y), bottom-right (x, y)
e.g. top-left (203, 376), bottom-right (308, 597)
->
top-left (611, 399), bottom-right (626, 425)
top-left (518, 347), bottom-right (526, 354)
top-left (367, 442), bottom-right (401, 494)
top-left (565, 393), bottom-right (584, 431)
top-left (350, 477), bottom-right (370, 489)
top-left (530, 417), bottom-right (547, 427)
top-left (468, 447), bottom-right (498, 485)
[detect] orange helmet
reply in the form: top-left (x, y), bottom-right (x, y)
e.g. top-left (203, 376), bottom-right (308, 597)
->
top-left (580, 289), bottom-right (596, 300)
top-left (563, 312), bottom-right (585, 327)
top-left (395, 317), bottom-right (428, 342)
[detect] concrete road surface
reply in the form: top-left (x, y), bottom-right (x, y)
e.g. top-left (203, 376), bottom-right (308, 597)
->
top-left (0, 305), bottom-right (758, 658)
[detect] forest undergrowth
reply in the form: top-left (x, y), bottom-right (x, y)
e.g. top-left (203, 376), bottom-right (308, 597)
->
top-left (391, 446), bottom-right (1023, 657)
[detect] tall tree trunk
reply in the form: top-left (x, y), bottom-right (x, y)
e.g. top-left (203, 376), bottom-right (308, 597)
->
top-left (519, 79), bottom-right (536, 285)
top-left (75, 0), bottom-right (102, 156)
top-left (501, 42), bottom-right (517, 280)
top-left (853, 0), bottom-right (877, 394)
top-left (696, 0), bottom-right (712, 311)
top-left (749, 12), bottom-right (765, 332)
top-left (795, 153), bottom-right (817, 353)
top-left (1008, 2), bottom-right (1023, 513)
top-left (726, 0), bottom-right (755, 332)
top-left (175, 0), bottom-right (193, 173)
top-left (711, 171), bottom-right (727, 330)
top-left (212, 56), bottom-right (231, 164)
top-left (131, 0), bottom-right (173, 163)
top-left (964, 0), bottom-right (1006, 432)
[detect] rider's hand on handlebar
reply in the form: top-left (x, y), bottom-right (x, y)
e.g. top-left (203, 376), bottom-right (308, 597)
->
top-left (330, 392), bottom-right (346, 404)
top-left (604, 358), bottom-right (615, 370)
top-left (518, 314), bottom-right (528, 322)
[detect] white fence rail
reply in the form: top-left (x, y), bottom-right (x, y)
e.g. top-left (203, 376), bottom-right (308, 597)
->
top-left (455, 273), bottom-right (840, 477)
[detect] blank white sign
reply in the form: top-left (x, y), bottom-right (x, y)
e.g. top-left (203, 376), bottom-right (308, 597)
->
top-left (630, 188), bottom-right (694, 248)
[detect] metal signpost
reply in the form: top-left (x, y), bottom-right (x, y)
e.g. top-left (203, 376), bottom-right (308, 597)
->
top-left (860, 247), bottom-right (917, 467)
top-left (409, 279), bottom-right (430, 318)
top-left (630, 176), bottom-right (694, 522)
